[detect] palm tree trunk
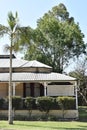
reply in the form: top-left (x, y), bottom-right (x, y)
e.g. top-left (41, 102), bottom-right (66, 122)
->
top-left (8, 36), bottom-right (13, 124)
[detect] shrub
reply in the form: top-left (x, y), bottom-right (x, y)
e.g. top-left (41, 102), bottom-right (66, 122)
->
top-left (12, 96), bottom-right (22, 110)
top-left (36, 96), bottom-right (53, 116)
top-left (51, 98), bottom-right (59, 109)
top-left (0, 98), bottom-right (5, 109)
top-left (25, 97), bottom-right (35, 118)
top-left (56, 96), bottom-right (75, 118)
top-left (56, 96), bottom-right (75, 110)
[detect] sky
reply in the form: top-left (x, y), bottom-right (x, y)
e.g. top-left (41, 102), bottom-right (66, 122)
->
top-left (0, 0), bottom-right (87, 72)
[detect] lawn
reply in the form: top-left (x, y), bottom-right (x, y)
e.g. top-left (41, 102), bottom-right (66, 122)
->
top-left (0, 121), bottom-right (87, 130)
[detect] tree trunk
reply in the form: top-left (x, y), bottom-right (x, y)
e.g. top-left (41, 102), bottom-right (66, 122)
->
top-left (8, 37), bottom-right (13, 124)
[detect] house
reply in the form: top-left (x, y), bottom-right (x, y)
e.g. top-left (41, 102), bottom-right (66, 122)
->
top-left (0, 55), bottom-right (78, 110)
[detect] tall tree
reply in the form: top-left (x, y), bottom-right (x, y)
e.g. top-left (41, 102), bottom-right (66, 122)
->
top-left (24, 3), bottom-right (86, 73)
top-left (0, 12), bottom-right (28, 124)
top-left (69, 57), bottom-right (87, 105)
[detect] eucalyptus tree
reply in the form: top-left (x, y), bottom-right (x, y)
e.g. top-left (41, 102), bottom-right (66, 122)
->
top-left (0, 12), bottom-right (28, 124)
top-left (24, 3), bottom-right (86, 73)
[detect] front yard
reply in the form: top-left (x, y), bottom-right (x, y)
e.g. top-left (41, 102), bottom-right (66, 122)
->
top-left (0, 121), bottom-right (87, 130)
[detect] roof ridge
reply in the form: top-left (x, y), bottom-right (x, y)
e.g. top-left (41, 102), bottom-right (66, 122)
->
top-left (19, 60), bottom-right (30, 67)
top-left (25, 60), bottom-right (52, 68)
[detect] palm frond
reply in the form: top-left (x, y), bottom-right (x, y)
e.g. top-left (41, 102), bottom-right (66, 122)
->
top-left (7, 11), bottom-right (19, 32)
top-left (0, 24), bottom-right (9, 36)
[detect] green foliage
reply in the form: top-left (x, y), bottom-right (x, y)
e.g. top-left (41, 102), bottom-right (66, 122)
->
top-left (52, 3), bottom-right (69, 21)
top-left (0, 98), bottom-right (5, 109)
top-left (7, 11), bottom-right (18, 31)
top-left (56, 96), bottom-right (75, 118)
top-left (69, 58), bottom-right (87, 106)
top-left (36, 96), bottom-right (53, 115)
top-left (24, 3), bottom-right (86, 73)
top-left (51, 97), bottom-right (59, 109)
top-left (12, 96), bottom-right (22, 110)
top-left (25, 97), bottom-right (35, 118)
top-left (56, 96), bottom-right (75, 110)
top-left (25, 97), bottom-right (34, 110)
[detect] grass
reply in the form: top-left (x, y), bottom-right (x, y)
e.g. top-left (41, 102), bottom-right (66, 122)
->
top-left (0, 121), bottom-right (87, 130)
top-left (0, 106), bottom-right (87, 130)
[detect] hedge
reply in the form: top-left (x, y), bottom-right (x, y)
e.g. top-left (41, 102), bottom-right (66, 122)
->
top-left (0, 96), bottom-right (76, 110)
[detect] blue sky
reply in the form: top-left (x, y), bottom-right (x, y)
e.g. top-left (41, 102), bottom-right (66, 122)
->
top-left (0, 0), bottom-right (87, 72)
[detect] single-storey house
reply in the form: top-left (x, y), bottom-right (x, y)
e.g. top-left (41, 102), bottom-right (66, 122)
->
top-left (0, 55), bottom-right (78, 118)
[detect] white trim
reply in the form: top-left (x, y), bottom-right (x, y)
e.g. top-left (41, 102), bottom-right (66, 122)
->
top-left (75, 81), bottom-right (78, 110)
top-left (44, 82), bottom-right (47, 96)
top-left (13, 82), bottom-right (16, 96)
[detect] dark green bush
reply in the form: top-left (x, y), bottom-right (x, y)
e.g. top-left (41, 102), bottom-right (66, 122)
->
top-left (0, 98), bottom-right (5, 109)
top-left (25, 97), bottom-right (35, 110)
top-left (36, 96), bottom-right (54, 116)
top-left (25, 97), bottom-right (35, 118)
top-left (51, 98), bottom-right (59, 109)
top-left (56, 96), bottom-right (76, 110)
top-left (56, 96), bottom-right (75, 118)
top-left (12, 96), bottom-right (22, 110)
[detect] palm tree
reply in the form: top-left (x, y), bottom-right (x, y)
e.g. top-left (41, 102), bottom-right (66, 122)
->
top-left (0, 11), bottom-right (25, 124)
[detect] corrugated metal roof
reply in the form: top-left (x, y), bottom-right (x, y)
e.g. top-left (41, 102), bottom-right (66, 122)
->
top-left (22, 60), bottom-right (52, 68)
top-left (0, 59), bottom-right (28, 68)
top-left (0, 72), bottom-right (76, 82)
top-left (0, 59), bottom-right (52, 69)
top-left (0, 56), bottom-right (76, 82)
